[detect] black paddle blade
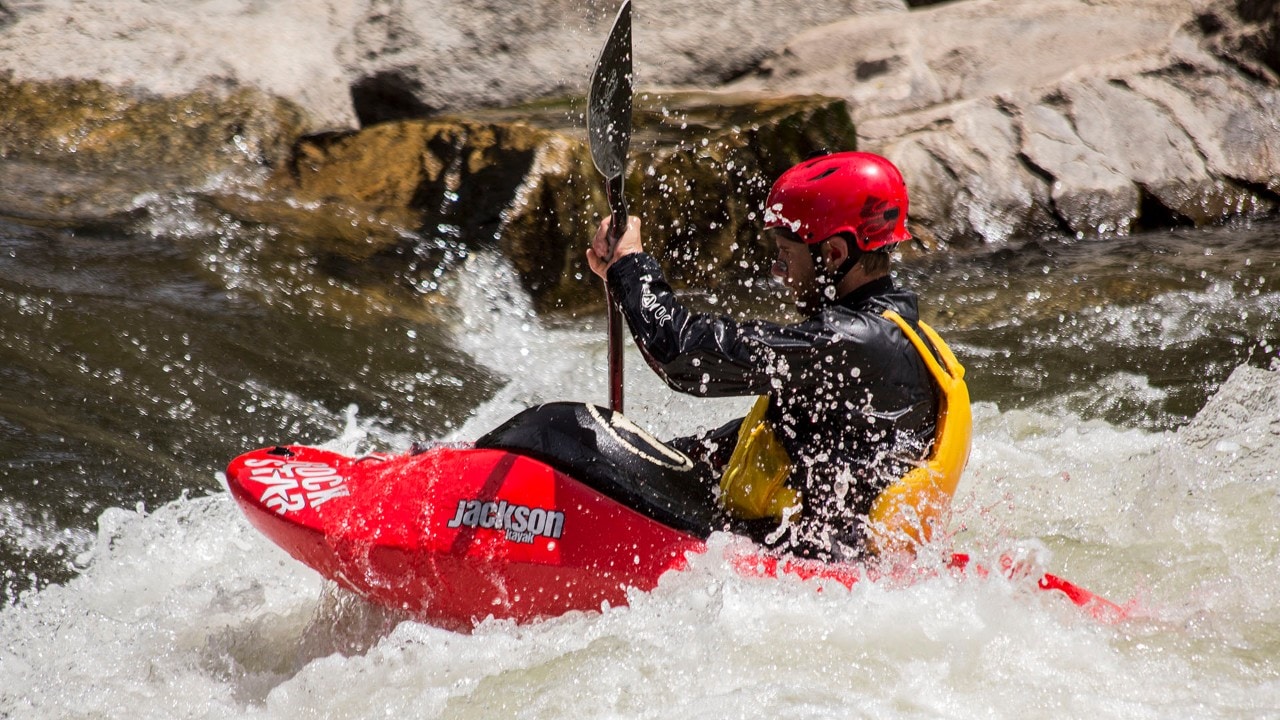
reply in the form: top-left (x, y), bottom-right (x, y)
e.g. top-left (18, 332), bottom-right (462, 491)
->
top-left (587, 0), bottom-right (632, 182)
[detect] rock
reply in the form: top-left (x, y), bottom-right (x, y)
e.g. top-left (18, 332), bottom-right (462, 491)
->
top-left (0, 0), bottom-right (902, 135)
top-left (1128, 67), bottom-right (1280, 198)
top-left (0, 0), bottom-right (364, 132)
top-left (0, 76), bottom-right (308, 224)
top-left (508, 93), bottom-right (860, 310)
top-left (1065, 77), bottom-right (1242, 226)
top-left (731, 0), bottom-right (1280, 242)
top-left (1020, 97), bottom-right (1142, 236)
top-left (347, 0), bottom-right (907, 122)
top-left (1173, 364), bottom-right (1280, 487)
top-left (220, 93), bottom-right (856, 313)
top-left (1254, 0), bottom-right (1280, 74)
top-left (1201, 0), bottom-right (1280, 80)
top-left (882, 139), bottom-right (965, 248)
top-left (3, 0), bottom-right (1276, 309)
top-left (744, 0), bottom-right (1182, 123)
top-left (215, 118), bottom-right (574, 301)
top-left (896, 100), bottom-right (1058, 244)
top-left (0, 160), bottom-right (152, 227)
top-left (637, 0), bottom-right (908, 86)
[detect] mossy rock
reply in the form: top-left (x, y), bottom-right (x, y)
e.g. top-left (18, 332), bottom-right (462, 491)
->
top-left (504, 92), bottom-right (858, 312)
top-left (228, 117), bottom-right (584, 298)
top-left (247, 91), bottom-right (857, 314)
top-left (0, 78), bottom-right (857, 316)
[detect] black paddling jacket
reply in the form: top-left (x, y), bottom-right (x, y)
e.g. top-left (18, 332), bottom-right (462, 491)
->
top-left (607, 252), bottom-right (939, 561)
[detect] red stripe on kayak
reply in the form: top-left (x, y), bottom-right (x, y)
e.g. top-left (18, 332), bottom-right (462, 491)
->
top-left (1039, 572), bottom-right (1129, 622)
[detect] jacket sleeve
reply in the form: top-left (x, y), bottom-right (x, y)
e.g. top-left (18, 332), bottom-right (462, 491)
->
top-left (606, 252), bottom-right (826, 398)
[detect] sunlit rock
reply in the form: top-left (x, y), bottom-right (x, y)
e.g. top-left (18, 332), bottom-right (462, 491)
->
top-left (1179, 365), bottom-right (1280, 461)
top-left (207, 117), bottom-right (571, 305)
top-left (0, 0), bottom-right (901, 134)
top-left (0, 0), bottom-right (361, 131)
top-left (1020, 96), bottom-right (1142, 237)
top-left (345, 0), bottom-right (906, 121)
top-left (731, 0), bottom-right (1280, 241)
top-left (2, 0), bottom-right (1275, 315)
top-left (1127, 69), bottom-right (1280, 199)
top-left (887, 101), bottom-right (1058, 245)
top-left (1067, 78), bottom-right (1216, 224)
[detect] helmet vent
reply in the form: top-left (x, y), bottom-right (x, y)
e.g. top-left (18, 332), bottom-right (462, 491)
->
top-left (809, 167), bottom-right (838, 181)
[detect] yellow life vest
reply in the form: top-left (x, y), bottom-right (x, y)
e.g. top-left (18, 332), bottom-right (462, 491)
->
top-left (717, 309), bottom-right (971, 556)
top-left (866, 310), bottom-right (971, 556)
top-left (718, 394), bottom-right (799, 519)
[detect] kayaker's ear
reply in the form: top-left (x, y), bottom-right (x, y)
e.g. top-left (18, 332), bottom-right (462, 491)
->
top-left (823, 235), bottom-right (849, 271)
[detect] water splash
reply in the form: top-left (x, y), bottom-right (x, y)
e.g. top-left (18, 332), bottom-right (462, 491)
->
top-left (5, 219), bottom-right (1280, 718)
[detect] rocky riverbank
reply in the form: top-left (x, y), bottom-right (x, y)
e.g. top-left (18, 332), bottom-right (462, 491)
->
top-left (731, 0), bottom-right (1280, 244)
top-left (0, 0), bottom-right (1276, 314)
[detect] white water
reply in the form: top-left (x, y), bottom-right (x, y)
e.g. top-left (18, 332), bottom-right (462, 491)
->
top-left (3, 253), bottom-right (1280, 719)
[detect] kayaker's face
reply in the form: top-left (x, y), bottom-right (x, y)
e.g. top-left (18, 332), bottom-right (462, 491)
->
top-left (769, 229), bottom-right (823, 311)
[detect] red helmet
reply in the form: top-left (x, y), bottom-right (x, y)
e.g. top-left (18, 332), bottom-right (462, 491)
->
top-left (763, 151), bottom-right (912, 251)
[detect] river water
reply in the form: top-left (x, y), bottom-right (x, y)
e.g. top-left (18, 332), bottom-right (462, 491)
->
top-left (1, 201), bottom-right (1279, 717)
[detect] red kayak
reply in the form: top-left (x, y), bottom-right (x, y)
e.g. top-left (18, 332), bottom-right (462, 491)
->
top-left (225, 402), bottom-right (1126, 630)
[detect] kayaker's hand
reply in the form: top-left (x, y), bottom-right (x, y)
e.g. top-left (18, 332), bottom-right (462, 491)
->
top-left (586, 215), bottom-right (643, 279)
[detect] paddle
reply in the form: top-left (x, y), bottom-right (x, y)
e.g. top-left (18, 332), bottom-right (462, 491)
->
top-left (587, 0), bottom-right (633, 414)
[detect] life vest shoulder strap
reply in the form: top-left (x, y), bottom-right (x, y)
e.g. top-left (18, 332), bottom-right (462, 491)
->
top-left (880, 309), bottom-right (964, 387)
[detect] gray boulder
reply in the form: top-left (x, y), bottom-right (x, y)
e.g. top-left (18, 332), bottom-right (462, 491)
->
top-left (732, 0), bottom-right (1280, 242)
top-left (346, 0), bottom-right (907, 124)
top-left (1, 0), bottom-right (1274, 257)
top-left (0, 0), bottom-right (364, 132)
top-left (1019, 97), bottom-right (1141, 237)
top-left (0, 0), bottom-right (905, 133)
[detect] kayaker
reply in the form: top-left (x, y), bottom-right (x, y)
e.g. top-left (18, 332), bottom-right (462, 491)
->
top-left (586, 151), bottom-right (966, 562)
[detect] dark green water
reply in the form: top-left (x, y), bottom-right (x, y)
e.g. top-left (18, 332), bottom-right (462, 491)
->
top-left (906, 225), bottom-right (1280, 427)
top-left (0, 215), bottom-right (499, 601)
top-left (1, 208), bottom-right (1278, 603)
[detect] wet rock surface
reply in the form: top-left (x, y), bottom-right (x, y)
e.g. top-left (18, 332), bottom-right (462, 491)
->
top-left (0, 0), bottom-right (1277, 316)
top-left (0, 76), bottom-right (308, 225)
top-left (216, 93), bottom-right (855, 313)
top-left (0, 0), bottom-right (903, 133)
top-left (0, 0), bottom-right (364, 132)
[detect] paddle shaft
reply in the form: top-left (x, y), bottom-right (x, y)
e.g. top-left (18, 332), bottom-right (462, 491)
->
top-left (606, 175), bottom-right (627, 413)
top-left (588, 0), bottom-right (632, 415)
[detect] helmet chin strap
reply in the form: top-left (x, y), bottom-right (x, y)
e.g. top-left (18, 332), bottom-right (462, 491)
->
top-left (808, 238), bottom-right (862, 305)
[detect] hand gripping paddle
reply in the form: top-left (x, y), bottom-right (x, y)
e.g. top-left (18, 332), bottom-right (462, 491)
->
top-left (588, 0), bottom-right (633, 413)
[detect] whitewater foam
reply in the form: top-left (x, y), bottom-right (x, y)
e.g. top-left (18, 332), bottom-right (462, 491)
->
top-left (5, 254), bottom-right (1280, 719)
